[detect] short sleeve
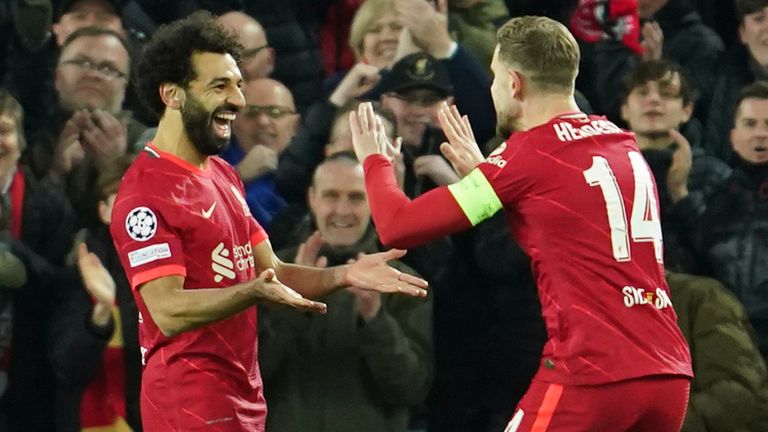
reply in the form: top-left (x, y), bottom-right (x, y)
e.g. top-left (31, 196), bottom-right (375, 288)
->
top-left (110, 192), bottom-right (187, 290)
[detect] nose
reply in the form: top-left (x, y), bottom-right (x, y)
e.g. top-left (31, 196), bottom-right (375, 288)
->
top-left (230, 87), bottom-right (246, 109)
top-left (382, 25), bottom-right (401, 41)
top-left (643, 89), bottom-right (662, 104)
top-left (335, 197), bottom-right (354, 216)
top-left (755, 123), bottom-right (768, 138)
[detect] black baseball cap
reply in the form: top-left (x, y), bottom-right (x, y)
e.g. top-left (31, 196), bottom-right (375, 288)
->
top-left (58, 0), bottom-right (122, 18)
top-left (380, 52), bottom-right (453, 97)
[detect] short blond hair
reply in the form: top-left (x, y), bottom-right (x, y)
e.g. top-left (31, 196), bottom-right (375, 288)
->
top-left (0, 88), bottom-right (25, 151)
top-left (349, 0), bottom-right (396, 60)
top-left (496, 16), bottom-right (580, 93)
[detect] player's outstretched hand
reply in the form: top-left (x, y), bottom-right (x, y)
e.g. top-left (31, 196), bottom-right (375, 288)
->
top-left (438, 103), bottom-right (484, 177)
top-left (255, 268), bottom-right (328, 314)
top-left (344, 249), bottom-right (428, 297)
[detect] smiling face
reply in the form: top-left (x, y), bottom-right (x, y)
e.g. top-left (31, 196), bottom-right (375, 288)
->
top-left (180, 52), bottom-right (245, 156)
top-left (232, 79), bottom-right (298, 153)
top-left (55, 33), bottom-right (129, 113)
top-left (0, 113), bottom-right (22, 173)
top-left (731, 97), bottom-right (768, 165)
top-left (360, 12), bottom-right (402, 69)
top-left (308, 159), bottom-right (371, 247)
top-left (740, 7), bottom-right (768, 67)
top-left (621, 72), bottom-right (693, 143)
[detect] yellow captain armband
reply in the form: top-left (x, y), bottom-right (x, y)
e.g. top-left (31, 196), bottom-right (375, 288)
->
top-left (448, 168), bottom-right (503, 226)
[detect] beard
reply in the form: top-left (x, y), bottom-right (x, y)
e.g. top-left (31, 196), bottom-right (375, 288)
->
top-left (495, 108), bottom-right (518, 138)
top-left (181, 94), bottom-right (231, 156)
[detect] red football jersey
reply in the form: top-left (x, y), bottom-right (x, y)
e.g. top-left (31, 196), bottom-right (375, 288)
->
top-left (477, 113), bottom-right (692, 385)
top-left (111, 144), bottom-right (268, 431)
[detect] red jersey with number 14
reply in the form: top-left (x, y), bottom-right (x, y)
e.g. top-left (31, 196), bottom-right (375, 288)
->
top-left (478, 113), bottom-right (692, 385)
top-left (110, 144), bottom-right (268, 431)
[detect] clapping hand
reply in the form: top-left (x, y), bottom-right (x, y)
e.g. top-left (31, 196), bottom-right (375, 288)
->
top-left (77, 243), bottom-right (116, 327)
top-left (236, 145), bottom-right (278, 182)
top-left (666, 129), bottom-right (692, 203)
top-left (294, 231), bottom-right (328, 268)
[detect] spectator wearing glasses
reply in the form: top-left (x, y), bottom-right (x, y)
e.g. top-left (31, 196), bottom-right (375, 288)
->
top-left (31, 26), bottom-right (146, 229)
top-left (222, 78), bottom-right (299, 227)
top-left (216, 11), bottom-right (275, 81)
top-left (3, 0), bottom-right (127, 142)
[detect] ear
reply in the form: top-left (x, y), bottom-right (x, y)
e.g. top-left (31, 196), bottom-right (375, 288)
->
top-left (265, 47), bottom-right (276, 67)
top-left (98, 199), bottom-right (111, 225)
top-left (681, 102), bottom-right (694, 124)
top-left (620, 101), bottom-right (630, 124)
top-left (508, 69), bottom-right (524, 100)
top-left (51, 23), bottom-right (65, 47)
top-left (739, 24), bottom-right (747, 45)
top-left (160, 83), bottom-right (185, 110)
top-left (289, 114), bottom-right (301, 135)
top-left (307, 186), bottom-right (317, 210)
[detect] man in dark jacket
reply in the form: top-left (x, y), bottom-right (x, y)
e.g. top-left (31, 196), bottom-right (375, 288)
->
top-left (259, 152), bottom-right (433, 432)
top-left (705, 0), bottom-right (768, 164)
top-left (695, 81), bottom-right (768, 360)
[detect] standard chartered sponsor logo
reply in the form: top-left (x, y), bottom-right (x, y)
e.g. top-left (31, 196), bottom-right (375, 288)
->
top-left (622, 286), bottom-right (672, 309)
top-left (211, 241), bottom-right (255, 283)
top-left (212, 242), bottom-right (236, 282)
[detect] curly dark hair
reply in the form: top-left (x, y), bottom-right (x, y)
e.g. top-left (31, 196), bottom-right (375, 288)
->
top-left (135, 10), bottom-right (243, 119)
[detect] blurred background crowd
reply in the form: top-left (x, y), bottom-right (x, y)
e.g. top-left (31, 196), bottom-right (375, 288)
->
top-left (0, 0), bottom-right (767, 431)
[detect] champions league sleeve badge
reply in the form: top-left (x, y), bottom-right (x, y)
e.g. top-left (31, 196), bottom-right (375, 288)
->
top-left (126, 207), bottom-right (158, 241)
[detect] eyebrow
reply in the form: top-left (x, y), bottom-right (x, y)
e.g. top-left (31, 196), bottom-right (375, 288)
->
top-left (207, 76), bottom-right (242, 87)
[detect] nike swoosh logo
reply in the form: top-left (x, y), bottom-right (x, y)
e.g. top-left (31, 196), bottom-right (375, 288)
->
top-left (202, 202), bottom-right (217, 219)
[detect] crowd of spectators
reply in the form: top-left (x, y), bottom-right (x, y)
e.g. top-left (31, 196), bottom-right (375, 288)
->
top-left (0, 0), bottom-right (767, 431)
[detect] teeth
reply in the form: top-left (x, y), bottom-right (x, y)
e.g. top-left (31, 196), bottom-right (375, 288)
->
top-left (215, 113), bottom-right (236, 121)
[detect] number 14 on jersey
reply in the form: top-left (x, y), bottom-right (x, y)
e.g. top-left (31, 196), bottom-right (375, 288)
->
top-left (583, 151), bottom-right (663, 263)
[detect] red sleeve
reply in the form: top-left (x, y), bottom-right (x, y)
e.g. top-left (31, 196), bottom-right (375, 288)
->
top-left (110, 193), bottom-right (187, 290)
top-left (363, 155), bottom-right (472, 249)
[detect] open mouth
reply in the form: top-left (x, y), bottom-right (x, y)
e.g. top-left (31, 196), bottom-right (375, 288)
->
top-left (330, 221), bottom-right (354, 229)
top-left (212, 112), bottom-right (236, 139)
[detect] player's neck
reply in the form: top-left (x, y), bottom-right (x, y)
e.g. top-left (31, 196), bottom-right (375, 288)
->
top-left (153, 113), bottom-right (209, 168)
top-left (520, 94), bottom-right (580, 131)
top-left (635, 132), bottom-right (673, 150)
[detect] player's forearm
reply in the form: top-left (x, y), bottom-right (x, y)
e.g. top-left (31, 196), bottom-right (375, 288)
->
top-left (363, 155), bottom-right (470, 248)
top-left (147, 280), bottom-right (260, 337)
top-left (274, 262), bottom-right (348, 299)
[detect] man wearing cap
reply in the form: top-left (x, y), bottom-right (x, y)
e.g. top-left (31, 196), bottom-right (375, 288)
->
top-left (380, 52), bottom-right (460, 198)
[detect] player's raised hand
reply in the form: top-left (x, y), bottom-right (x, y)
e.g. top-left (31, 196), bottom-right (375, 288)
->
top-left (350, 102), bottom-right (390, 161)
top-left (255, 268), bottom-right (328, 313)
top-left (438, 103), bottom-right (484, 177)
top-left (343, 249), bottom-right (428, 298)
